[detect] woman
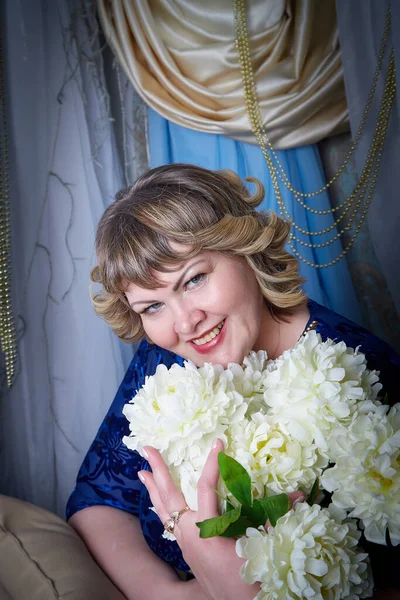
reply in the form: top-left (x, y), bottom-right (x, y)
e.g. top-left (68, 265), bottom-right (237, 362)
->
top-left (68, 164), bottom-right (399, 599)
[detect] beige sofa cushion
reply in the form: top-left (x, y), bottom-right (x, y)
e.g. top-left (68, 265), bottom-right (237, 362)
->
top-left (0, 495), bottom-right (125, 600)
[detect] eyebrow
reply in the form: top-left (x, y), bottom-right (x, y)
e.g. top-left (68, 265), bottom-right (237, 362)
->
top-left (129, 259), bottom-right (206, 306)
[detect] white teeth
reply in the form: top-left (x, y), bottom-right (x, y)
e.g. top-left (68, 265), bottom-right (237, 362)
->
top-left (192, 321), bottom-right (224, 346)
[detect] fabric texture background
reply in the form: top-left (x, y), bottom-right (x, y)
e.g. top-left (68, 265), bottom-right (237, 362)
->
top-left (96, 0), bottom-right (349, 148)
top-left (319, 132), bottom-right (400, 353)
top-left (335, 0), bottom-right (400, 345)
top-left (0, 0), bottom-right (147, 516)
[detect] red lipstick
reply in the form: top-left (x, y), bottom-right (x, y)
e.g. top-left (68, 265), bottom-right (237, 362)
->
top-left (189, 319), bottom-right (227, 355)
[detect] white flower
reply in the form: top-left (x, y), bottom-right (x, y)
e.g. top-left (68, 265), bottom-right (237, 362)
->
top-left (236, 502), bottom-right (373, 600)
top-left (122, 361), bottom-right (247, 468)
top-left (171, 461), bottom-right (227, 512)
top-left (242, 350), bottom-right (269, 375)
top-left (150, 506), bottom-right (177, 541)
top-left (361, 367), bottom-right (382, 402)
top-left (227, 350), bottom-right (269, 414)
top-left (162, 529), bottom-right (177, 542)
top-left (227, 413), bottom-right (327, 498)
top-left (262, 331), bottom-right (381, 454)
top-left (172, 461), bottom-right (200, 512)
top-left (321, 403), bottom-right (400, 546)
top-left (326, 399), bottom-right (389, 462)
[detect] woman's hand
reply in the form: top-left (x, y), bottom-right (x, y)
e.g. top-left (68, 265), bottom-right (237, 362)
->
top-left (139, 439), bottom-right (259, 600)
top-left (139, 440), bottom-right (306, 600)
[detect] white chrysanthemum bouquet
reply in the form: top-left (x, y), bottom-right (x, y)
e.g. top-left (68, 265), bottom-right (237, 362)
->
top-left (123, 331), bottom-right (400, 600)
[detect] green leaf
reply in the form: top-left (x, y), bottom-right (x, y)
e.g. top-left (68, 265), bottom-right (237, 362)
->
top-left (226, 500), bottom-right (235, 512)
top-left (257, 494), bottom-right (290, 527)
top-left (196, 506), bottom-right (241, 539)
top-left (218, 452), bottom-right (252, 507)
top-left (307, 479), bottom-right (319, 506)
top-left (220, 515), bottom-right (254, 538)
top-left (383, 394), bottom-right (390, 406)
top-left (241, 499), bottom-right (267, 526)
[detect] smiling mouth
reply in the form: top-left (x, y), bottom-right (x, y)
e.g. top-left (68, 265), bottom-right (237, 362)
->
top-left (191, 320), bottom-right (225, 346)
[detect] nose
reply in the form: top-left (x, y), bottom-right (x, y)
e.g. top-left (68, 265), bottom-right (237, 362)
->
top-left (173, 304), bottom-right (206, 336)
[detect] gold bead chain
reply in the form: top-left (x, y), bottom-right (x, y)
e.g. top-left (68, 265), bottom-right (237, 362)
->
top-left (0, 28), bottom-right (17, 387)
top-left (233, 0), bottom-right (396, 268)
top-left (287, 52), bottom-right (395, 248)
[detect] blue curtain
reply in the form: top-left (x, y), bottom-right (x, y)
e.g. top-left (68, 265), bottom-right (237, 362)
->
top-left (148, 109), bottom-right (361, 324)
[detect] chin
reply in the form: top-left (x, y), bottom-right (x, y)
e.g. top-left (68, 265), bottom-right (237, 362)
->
top-left (212, 349), bottom-right (248, 368)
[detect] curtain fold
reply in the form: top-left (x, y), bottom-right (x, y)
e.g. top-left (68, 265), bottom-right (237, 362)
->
top-left (147, 108), bottom-right (362, 325)
top-left (97, 0), bottom-right (349, 148)
top-left (319, 132), bottom-right (400, 353)
top-left (335, 0), bottom-right (400, 352)
top-left (0, 0), bottom-right (146, 516)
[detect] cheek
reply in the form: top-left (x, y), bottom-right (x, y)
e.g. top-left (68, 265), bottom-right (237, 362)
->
top-left (225, 270), bottom-right (262, 315)
top-left (204, 269), bottom-right (260, 316)
top-left (141, 317), bottom-right (176, 348)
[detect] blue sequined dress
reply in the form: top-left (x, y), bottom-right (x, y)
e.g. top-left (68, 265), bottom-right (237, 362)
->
top-left (67, 300), bottom-right (400, 588)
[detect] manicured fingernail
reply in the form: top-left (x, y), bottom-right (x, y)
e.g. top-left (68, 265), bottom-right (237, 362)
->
top-left (293, 496), bottom-right (305, 506)
top-left (212, 438), bottom-right (221, 449)
top-left (142, 447), bottom-right (149, 459)
top-left (138, 471), bottom-right (146, 484)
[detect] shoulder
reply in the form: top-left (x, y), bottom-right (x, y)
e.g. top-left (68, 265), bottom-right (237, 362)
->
top-left (307, 299), bottom-right (399, 358)
top-left (96, 340), bottom-right (184, 421)
top-left (308, 299), bottom-right (400, 402)
top-left (66, 341), bottom-right (184, 520)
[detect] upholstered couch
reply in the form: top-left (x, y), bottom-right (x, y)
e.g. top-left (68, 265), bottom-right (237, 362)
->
top-left (0, 495), bottom-right (125, 600)
top-left (2, 495), bottom-right (399, 600)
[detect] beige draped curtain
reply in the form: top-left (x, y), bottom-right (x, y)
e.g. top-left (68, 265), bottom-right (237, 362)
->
top-left (96, 0), bottom-right (349, 149)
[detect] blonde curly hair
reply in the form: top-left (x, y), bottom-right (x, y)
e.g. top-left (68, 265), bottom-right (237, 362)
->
top-left (91, 164), bottom-right (305, 342)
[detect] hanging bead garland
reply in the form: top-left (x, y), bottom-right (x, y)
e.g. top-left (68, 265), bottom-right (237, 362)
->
top-left (233, 0), bottom-right (396, 268)
top-left (0, 28), bottom-right (17, 387)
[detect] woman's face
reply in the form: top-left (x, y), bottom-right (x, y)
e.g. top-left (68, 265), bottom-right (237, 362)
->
top-left (125, 250), bottom-right (269, 367)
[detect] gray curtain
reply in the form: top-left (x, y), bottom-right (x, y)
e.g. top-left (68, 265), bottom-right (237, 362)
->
top-left (333, 0), bottom-right (400, 353)
top-left (319, 132), bottom-right (400, 353)
top-left (0, 0), bottom-right (147, 516)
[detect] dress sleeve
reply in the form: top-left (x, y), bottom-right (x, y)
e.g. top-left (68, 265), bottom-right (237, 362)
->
top-left (66, 340), bottom-right (181, 520)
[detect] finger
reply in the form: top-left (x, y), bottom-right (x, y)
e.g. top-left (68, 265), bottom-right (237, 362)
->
top-left (138, 470), bottom-right (170, 525)
top-left (142, 446), bottom-right (187, 516)
top-left (196, 438), bottom-right (224, 521)
top-left (289, 490), bottom-right (307, 508)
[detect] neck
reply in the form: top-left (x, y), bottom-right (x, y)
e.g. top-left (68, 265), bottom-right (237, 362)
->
top-left (254, 301), bottom-right (310, 360)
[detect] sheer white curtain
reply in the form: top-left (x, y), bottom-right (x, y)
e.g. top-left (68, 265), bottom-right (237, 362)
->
top-left (0, 0), bottom-right (146, 516)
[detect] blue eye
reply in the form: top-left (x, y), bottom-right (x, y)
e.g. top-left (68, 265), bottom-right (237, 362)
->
top-left (142, 302), bottom-right (163, 315)
top-left (186, 273), bottom-right (205, 288)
